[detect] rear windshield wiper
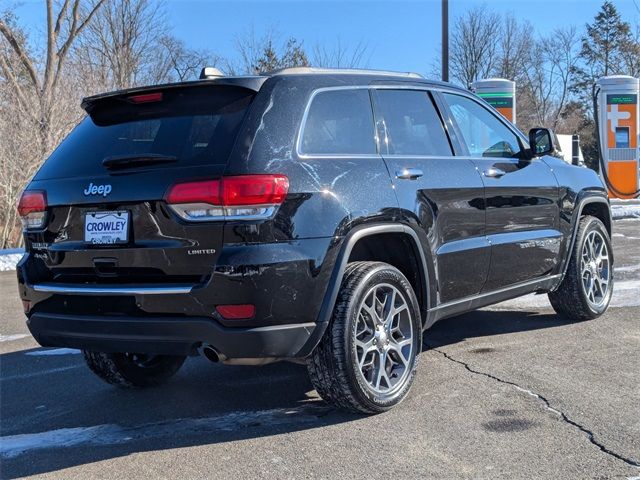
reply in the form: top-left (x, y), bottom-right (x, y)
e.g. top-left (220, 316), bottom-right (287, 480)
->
top-left (102, 154), bottom-right (178, 169)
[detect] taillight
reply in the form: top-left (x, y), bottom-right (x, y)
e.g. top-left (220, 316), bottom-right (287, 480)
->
top-left (165, 175), bottom-right (289, 222)
top-left (17, 190), bottom-right (47, 229)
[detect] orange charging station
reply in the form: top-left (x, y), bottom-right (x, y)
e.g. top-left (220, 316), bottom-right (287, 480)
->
top-left (472, 78), bottom-right (516, 124)
top-left (596, 75), bottom-right (640, 199)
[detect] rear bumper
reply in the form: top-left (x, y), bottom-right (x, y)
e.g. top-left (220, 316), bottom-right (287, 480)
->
top-left (27, 312), bottom-right (317, 358)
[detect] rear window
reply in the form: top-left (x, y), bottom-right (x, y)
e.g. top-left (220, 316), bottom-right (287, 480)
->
top-left (299, 89), bottom-right (376, 156)
top-left (35, 85), bottom-right (254, 180)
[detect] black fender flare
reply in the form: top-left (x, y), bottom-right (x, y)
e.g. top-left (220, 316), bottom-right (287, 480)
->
top-left (553, 191), bottom-right (611, 290)
top-left (295, 223), bottom-right (431, 357)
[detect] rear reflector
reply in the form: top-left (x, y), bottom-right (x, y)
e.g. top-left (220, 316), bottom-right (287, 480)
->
top-left (17, 190), bottom-right (47, 229)
top-left (165, 175), bottom-right (288, 221)
top-left (128, 92), bottom-right (163, 104)
top-left (216, 304), bottom-right (256, 320)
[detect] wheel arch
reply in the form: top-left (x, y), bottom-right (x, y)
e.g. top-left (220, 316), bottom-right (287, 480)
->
top-left (580, 200), bottom-right (612, 236)
top-left (296, 224), bottom-right (432, 357)
top-left (555, 192), bottom-right (612, 289)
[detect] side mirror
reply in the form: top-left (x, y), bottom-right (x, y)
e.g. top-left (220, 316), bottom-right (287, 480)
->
top-left (529, 127), bottom-right (555, 157)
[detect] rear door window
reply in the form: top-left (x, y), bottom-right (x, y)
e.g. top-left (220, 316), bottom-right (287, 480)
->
top-left (374, 89), bottom-right (452, 156)
top-left (299, 89), bottom-right (377, 156)
top-left (35, 85), bottom-right (254, 180)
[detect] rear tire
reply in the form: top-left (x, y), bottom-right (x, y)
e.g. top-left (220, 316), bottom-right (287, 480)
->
top-left (548, 215), bottom-right (613, 321)
top-left (83, 351), bottom-right (186, 387)
top-left (307, 261), bottom-right (422, 414)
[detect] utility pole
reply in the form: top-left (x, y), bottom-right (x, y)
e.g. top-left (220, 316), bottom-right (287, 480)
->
top-left (442, 0), bottom-right (449, 82)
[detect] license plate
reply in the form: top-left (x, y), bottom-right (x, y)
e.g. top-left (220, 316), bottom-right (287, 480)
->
top-left (84, 211), bottom-right (129, 245)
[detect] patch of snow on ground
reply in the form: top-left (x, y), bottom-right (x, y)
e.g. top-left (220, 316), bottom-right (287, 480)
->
top-left (0, 334), bottom-right (29, 342)
top-left (0, 406), bottom-right (325, 459)
top-left (0, 249), bottom-right (24, 272)
top-left (611, 201), bottom-right (640, 219)
top-left (486, 279), bottom-right (640, 311)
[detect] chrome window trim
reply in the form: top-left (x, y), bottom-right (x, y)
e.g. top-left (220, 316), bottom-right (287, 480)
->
top-left (296, 83), bottom-right (525, 160)
top-left (296, 86), bottom-right (379, 160)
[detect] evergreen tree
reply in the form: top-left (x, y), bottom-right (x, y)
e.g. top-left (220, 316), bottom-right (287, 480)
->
top-left (253, 37), bottom-right (309, 74)
top-left (572, 1), bottom-right (635, 108)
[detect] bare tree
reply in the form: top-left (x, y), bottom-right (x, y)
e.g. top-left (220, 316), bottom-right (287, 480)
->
top-left (494, 15), bottom-right (533, 82)
top-left (75, 0), bottom-right (167, 89)
top-left (0, 0), bottom-right (105, 156)
top-left (230, 26), bottom-right (278, 75)
top-left (519, 27), bottom-right (579, 131)
top-left (151, 36), bottom-right (221, 83)
top-left (449, 5), bottom-right (501, 87)
top-left (232, 27), bottom-right (309, 74)
top-left (0, 1), bottom-right (105, 248)
top-left (312, 39), bottom-right (371, 68)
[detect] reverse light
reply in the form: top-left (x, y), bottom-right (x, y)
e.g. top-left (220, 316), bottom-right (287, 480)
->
top-left (165, 175), bottom-right (289, 222)
top-left (17, 190), bottom-right (47, 229)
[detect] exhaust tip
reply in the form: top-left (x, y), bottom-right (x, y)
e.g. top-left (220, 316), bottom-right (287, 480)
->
top-left (201, 345), bottom-right (221, 363)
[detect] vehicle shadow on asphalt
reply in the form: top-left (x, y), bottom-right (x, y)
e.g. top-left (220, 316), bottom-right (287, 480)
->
top-left (423, 309), bottom-right (574, 349)
top-left (2, 308), bottom-right (572, 478)
top-left (1, 350), bottom-right (355, 479)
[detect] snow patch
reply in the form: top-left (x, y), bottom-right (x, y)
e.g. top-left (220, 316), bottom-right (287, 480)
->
top-left (487, 279), bottom-right (640, 311)
top-left (1, 365), bottom-right (83, 382)
top-left (0, 249), bottom-right (24, 272)
top-left (616, 263), bottom-right (640, 273)
top-left (25, 348), bottom-right (81, 356)
top-left (0, 406), bottom-right (326, 458)
top-left (0, 334), bottom-right (29, 342)
top-left (611, 203), bottom-right (640, 219)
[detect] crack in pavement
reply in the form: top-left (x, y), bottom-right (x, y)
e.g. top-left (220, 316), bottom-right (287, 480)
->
top-left (425, 344), bottom-right (640, 469)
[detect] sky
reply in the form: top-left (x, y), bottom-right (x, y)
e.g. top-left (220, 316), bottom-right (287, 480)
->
top-left (9, 0), bottom-right (640, 78)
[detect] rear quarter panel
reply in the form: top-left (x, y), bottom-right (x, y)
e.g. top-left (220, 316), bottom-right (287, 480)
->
top-left (220, 76), bottom-right (401, 325)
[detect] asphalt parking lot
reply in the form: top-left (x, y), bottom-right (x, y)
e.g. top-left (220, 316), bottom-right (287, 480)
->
top-left (1, 219), bottom-right (639, 479)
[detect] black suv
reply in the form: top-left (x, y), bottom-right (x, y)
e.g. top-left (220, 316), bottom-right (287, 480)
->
top-left (17, 68), bottom-right (613, 413)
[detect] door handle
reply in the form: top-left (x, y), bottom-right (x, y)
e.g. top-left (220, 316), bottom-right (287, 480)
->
top-left (396, 168), bottom-right (424, 180)
top-left (483, 167), bottom-right (506, 178)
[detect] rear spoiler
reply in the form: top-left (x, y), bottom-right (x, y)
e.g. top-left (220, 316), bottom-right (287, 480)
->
top-left (81, 76), bottom-right (268, 113)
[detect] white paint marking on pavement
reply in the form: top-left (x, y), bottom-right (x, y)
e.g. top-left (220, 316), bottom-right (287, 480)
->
top-left (0, 334), bottom-right (29, 342)
top-left (0, 406), bottom-right (325, 459)
top-left (1, 365), bottom-right (82, 382)
top-left (25, 348), bottom-right (81, 356)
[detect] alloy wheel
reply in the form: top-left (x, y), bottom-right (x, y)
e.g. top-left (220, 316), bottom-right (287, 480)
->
top-left (353, 283), bottom-right (415, 394)
top-left (580, 230), bottom-right (611, 308)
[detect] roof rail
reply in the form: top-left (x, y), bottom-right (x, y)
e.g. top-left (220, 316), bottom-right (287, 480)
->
top-left (265, 67), bottom-right (424, 79)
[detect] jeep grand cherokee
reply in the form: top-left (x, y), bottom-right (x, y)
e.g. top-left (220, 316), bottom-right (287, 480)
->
top-left (17, 67), bottom-right (613, 413)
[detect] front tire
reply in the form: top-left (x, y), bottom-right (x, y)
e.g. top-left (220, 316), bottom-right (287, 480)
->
top-left (83, 351), bottom-right (186, 387)
top-left (548, 215), bottom-right (614, 321)
top-left (307, 261), bottom-right (422, 413)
